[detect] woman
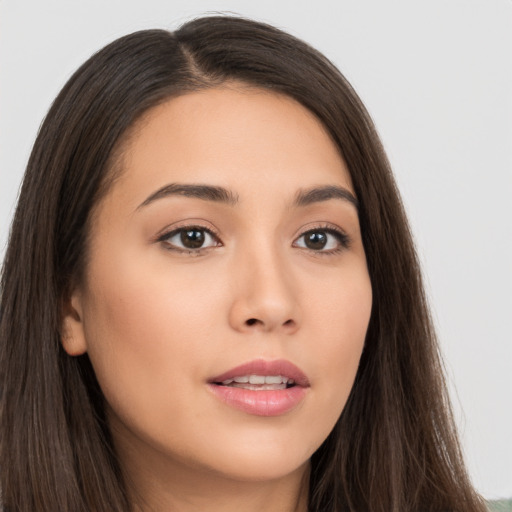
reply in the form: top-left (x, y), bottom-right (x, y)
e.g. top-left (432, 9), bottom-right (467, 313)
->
top-left (0, 15), bottom-right (487, 512)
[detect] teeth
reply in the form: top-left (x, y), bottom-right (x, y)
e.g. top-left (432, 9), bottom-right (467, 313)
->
top-left (220, 375), bottom-right (294, 386)
top-left (265, 375), bottom-right (284, 384)
top-left (230, 383), bottom-right (287, 390)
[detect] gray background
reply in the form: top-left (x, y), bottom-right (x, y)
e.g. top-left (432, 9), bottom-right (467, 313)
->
top-left (1, 0), bottom-right (511, 499)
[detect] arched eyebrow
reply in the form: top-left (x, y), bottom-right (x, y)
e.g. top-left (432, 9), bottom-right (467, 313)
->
top-left (137, 183), bottom-right (239, 210)
top-left (294, 185), bottom-right (358, 210)
top-left (136, 183), bottom-right (358, 211)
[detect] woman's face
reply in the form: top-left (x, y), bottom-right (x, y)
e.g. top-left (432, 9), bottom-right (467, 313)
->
top-left (63, 86), bottom-right (372, 484)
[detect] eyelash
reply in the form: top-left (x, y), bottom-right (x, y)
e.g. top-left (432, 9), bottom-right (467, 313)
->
top-left (293, 225), bottom-right (351, 256)
top-left (157, 225), bottom-right (222, 256)
top-left (156, 223), bottom-right (351, 256)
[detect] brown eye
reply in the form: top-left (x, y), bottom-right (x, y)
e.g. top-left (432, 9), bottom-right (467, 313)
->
top-left (180, 229), bottom-right (205, 249)
top-left (304, 231), bottom-right (328, 250)
top-left (160, 226), bottom-right (219, 252)
top-left (294, 228), bottom-right (349, 252)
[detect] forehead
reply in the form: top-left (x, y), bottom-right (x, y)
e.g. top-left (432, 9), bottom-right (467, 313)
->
top-left (109, 86), bottom-right (353, 211)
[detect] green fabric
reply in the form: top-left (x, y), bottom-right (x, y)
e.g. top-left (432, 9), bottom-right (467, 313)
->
top-left (487, 499), bottom-right (512, 512)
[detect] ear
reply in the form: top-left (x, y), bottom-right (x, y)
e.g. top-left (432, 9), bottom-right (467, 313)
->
top-left (60, 289), bottom-right (88, 356)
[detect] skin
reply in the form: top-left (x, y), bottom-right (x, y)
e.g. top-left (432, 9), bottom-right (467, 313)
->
top-left (62, 85), bottom-right (373, 512)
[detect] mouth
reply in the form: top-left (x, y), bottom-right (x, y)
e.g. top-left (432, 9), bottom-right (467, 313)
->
top-left (209, 359), bottom-right (309, 389)
top-left (214, 374), bottom-right (296, 391)
top-left (207, 359), bottom-right (309, 417)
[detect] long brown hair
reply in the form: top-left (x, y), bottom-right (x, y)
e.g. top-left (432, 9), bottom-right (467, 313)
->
top-left (0, 15), bottom-right (486, 512)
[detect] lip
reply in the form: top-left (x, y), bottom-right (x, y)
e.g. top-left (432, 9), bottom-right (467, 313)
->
top-left (207, 359), bottom-right (310, 417)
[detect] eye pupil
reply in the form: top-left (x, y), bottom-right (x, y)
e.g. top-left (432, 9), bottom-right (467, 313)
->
top-left (180, 229), bottom-right (205, 249)
top-left (305, 231), bottom-right (327, 250)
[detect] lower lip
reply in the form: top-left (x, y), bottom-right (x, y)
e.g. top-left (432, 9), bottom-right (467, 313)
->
top-left (208, 384), bottom-right (307, 416)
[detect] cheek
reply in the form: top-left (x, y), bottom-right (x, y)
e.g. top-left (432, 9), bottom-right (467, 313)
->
top-left (303, 264), bottom-right (372, 420)
top-left (79, 252), bottom-right (222, 420)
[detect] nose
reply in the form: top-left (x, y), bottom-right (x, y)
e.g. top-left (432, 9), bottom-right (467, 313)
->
top-left (228, 245), bottom-right (300, 335)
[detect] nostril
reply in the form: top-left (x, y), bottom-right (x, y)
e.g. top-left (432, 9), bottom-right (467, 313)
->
top-left (242, 318), bottom-right (297, 331)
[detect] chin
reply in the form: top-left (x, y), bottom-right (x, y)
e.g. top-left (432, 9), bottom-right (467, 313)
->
top-left (189, 429), bottom-right (319, 483)
top-left (206, 454), bottom-right (311, 484)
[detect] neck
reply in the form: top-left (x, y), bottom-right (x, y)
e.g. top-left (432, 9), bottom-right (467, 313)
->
top-left (113, 422), bottom-right (310, 512)
top-left (129, 463), bottom-right (310, 512)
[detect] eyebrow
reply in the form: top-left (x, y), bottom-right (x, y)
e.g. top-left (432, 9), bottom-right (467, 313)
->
top-left (137, 183), bottom-right (358, 211)
top-left (137, 183), bottom-right (239, 210)
top-left (294, 185), bottom-right (359, 210)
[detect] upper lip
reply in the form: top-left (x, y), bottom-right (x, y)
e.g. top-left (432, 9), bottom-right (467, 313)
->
top-left (209, 359), bottom-right (310, 387)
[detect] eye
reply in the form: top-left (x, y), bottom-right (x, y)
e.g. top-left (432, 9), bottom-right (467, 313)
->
top-left (294, 228), bottom-right (349, 253)
top-left (158, 226), bottom-right (220, 252)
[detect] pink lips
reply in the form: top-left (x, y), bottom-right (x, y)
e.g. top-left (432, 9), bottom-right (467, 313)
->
top-left (208, 359), bottom-right (310, 417)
